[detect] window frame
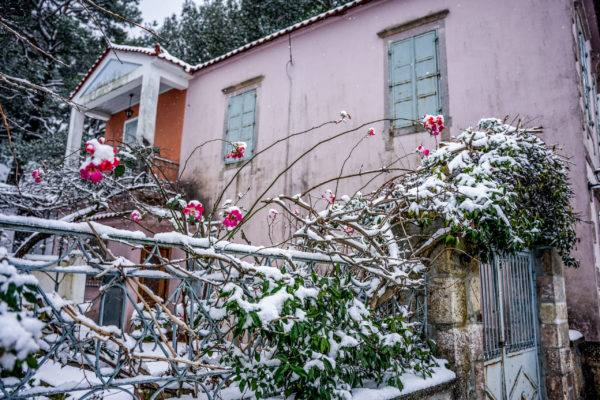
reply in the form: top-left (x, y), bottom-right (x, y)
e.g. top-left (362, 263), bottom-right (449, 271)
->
top-left (123, 117), bottom-right (138, 146)
top-left (381, 12), bottom-right (450, 138)
top-left (222, 80), bottom-right (261, 166)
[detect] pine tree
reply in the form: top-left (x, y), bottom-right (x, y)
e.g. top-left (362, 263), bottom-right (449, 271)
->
top-left (140, 0), bottom-right (350, 65)
top-left (0, 0), bottom-right (142, 181)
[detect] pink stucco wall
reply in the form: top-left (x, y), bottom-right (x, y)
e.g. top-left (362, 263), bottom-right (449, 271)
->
top-left (179, 0), bottom-right (600, 340)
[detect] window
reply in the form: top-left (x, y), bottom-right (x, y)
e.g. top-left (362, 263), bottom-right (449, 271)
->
top-left (577, 22), bottom-right (594, 129)
top-left (389, 30), bottom-right (441, 131)
top-left (123, 118), bottom-right (138, 146)
top-left (224, 89), bottom-right (256, 162)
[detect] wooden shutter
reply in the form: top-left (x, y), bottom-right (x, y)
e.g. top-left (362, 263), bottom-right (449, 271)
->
top-left (225, 89), bottom-right (256, 161)
top-left (414, 31), bottom-right (440, 120)
top-left (389, 30), bottom-right (440, 130)
top-left (389, 38), bottom-right (414, 128)
top-left (579, 25), bottom-right (593, 128)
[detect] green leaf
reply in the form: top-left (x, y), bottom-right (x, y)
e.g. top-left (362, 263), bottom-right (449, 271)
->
top-left (113, 165), bottom-right (125, 177)
top-left (290, 365), bottom-right (308, 378)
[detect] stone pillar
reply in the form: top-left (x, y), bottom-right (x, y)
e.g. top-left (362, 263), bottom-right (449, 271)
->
top-left (535, 248), bottom-right (576, 399)
top-left (426, 243), bottom-right (484, 399)
top-left (137, 66), bottom-right (161, 146)
top-left (65, 108), bottom-right (85, 166)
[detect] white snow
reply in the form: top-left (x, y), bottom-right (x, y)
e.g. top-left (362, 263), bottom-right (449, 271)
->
top-left (351, 361), bottom-right (456, 399)
top-left (569, 329), bottom-right (583, 341)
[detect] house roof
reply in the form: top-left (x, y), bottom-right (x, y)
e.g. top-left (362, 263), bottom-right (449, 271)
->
top-left (71, 0), bottom-right (376, 100)
top-left (190, 0), bottom-right (375, 72)
top-left (70, 43), bottom-right (194, 99)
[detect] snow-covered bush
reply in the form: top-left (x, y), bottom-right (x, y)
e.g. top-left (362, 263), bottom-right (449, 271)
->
top-left (400, 118), bottom-right (577, 266)
top-left (219, 269), bottom-right (434, 399)
top-left (0, 248), bottom-right (43, 375)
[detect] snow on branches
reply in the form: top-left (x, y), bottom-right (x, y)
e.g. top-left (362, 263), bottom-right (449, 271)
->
top-left (79, 138), bottom-right (120, 183)
top-left (401, 118), bottom-right (577, 266)
top-left (0, 248), bottom-right (43, 374)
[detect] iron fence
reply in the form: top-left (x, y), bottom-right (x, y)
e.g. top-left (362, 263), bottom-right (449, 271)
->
top-left (0, 214), bottom-right (426, 399)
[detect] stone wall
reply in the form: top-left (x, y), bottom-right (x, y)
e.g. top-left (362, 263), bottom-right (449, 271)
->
top-left (425, 242), bottom-right (484, 399)
top-left (393, 379), bottom-right (456, 400)
top-left (535, 249), bottom-right (578, 399)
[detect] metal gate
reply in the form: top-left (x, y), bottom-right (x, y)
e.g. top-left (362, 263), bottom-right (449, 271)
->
top-left (481, 252), bottom-right (542, 400)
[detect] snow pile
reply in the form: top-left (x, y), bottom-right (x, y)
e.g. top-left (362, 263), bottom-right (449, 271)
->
top-left (569, 329), bottom-right (583, 341)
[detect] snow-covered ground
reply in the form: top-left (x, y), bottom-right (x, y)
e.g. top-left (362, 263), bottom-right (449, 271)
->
top-left (29, 358), bottom-right (455, 400)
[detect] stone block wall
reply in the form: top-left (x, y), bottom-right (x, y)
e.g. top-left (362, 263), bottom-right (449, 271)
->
top-left (425, 243), bottom-right (484, 400)
top-left (535, 248), bottom-right (577, 399)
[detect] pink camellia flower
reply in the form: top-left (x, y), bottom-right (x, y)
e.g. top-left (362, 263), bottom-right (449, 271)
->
top-left (268, 208), bottom-right (278, 222)
top-left (183, 200), bottom-right (204, 220)
top-left (80, 139), bottom-right (119, 183)
top-left (416, 145), bottom-right (430, 158)
top-left (223, 207), bottom-right (243, 228)
top-left (368, 127), bottom-right (375, 136)
top-left (131, 210), bottom-right (141, 222)
top-left (344, 226), bottom-right (355, 234)
top-left (80, 166), bottom-right (90, 180)
top-left (293, 209), bottom-right (300, 216)
top-left (322, 189), bottom-right (335, 204)
top-left (90, 169), bottom-right (103, 183)
top-left (99, 159), bottom-right (113, 172)
top-left (422, 114), bottom-right (445, 136)
top-left (31, 169), bottom-right (43, 183)
top-left (227, 142), bottom-right (246, 159)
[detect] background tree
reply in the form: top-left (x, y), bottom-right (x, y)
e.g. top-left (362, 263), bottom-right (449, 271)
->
top-left (0, 0), bottom-right (142, 181)
top-left (137, 0), bottom-right (351, 65)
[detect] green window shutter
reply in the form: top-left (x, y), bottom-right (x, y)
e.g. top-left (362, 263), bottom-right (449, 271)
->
top-left (414, 31), bottom-right (440, 120)
top-left (389, 38), bottom-right (414, 128)
top-left (224, 89), bottom-right (256, 162)
top-left (389, 30), bottom-right (440, 130)
top-left (579, 26), bottom-right (593, 128)
top-left (239, 90), bottom-right (256, 156)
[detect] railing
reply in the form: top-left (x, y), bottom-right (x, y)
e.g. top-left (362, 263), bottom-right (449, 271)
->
top-left (0, 214), bottom-right (426, 399)
top-left (150, 155), bottom-right (179, 183)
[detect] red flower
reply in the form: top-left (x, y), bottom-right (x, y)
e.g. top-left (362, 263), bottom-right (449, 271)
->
top-left (99, 159), bottom-right (113, 172)
top-left (227, 142), bottom-right (246, 160)
top-left (183, 200), bottom-right (204, 220)
top-left (85, 142), bottom-right (95, 154)
top-left (223, 208), bottom-right (243, 227)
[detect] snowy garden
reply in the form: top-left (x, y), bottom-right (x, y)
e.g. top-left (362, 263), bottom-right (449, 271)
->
top-left (0, 114), bottom-right (578, 399)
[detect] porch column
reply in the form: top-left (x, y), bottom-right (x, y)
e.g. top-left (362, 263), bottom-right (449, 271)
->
top-left (137, 66), bottom-right (161, 146)
top-left (65, 108), bottom-right (85, 166)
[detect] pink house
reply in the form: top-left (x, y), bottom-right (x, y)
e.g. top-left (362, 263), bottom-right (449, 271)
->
top-left (66, 0), bottom-right (600, 397)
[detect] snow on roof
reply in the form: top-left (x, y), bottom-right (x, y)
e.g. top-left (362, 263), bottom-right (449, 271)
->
top-left (190, 0), bottom-right (375, 73)
top-left (71, 0), bottom-right (376, 99)
top-left (70, 43), bottom-right (194, 100)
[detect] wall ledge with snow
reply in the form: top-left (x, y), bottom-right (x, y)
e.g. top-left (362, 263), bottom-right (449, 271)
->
top-left (350, 363), bottom-right (456, 400)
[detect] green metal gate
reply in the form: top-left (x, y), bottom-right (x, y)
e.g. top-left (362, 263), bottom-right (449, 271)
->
top-left (481, 252), bottom-right (542, 400)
